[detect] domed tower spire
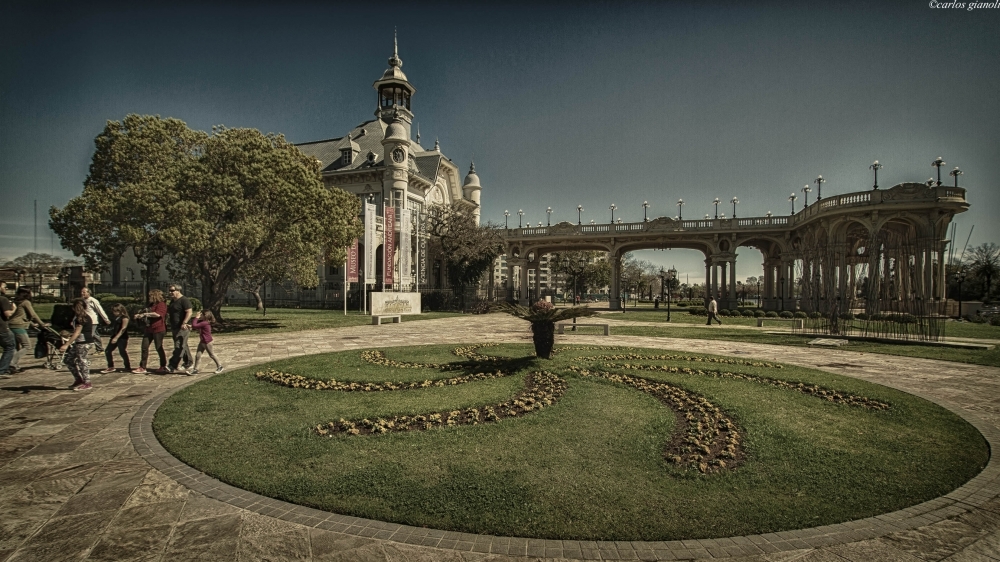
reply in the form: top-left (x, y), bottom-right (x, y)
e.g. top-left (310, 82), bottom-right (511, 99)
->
top-left (463, 159), bottom-right (483, 224)
top-left (374, 30), bottom-right (416, 127)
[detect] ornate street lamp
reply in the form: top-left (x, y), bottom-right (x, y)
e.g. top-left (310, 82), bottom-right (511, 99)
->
top-left (815, 175), bottom-right (825, 200)
top-left (504, 210), bottom-right (510, 229)
top-left (517, 209), bottom-right (523, 228)
top-left (802, 185), bottom-right (811, 207)
top-left (704, 214), bottom-right (710, 220)
top-left (932, 156), bottom-right (945, 186)
top-left (766, 211), bottom-right (773, 218)
top-left (950, 167), bottom-right (963, 187)
top-left (577, 205), bottom-right (583, 225)
top-left (713, 197), bottom-right (720, 219)
top-left (731, 197), bottom-right (739, 218)
top-left (788, 193), bottom-right (798, 215)
top-left (642, 201), bottom-right (650, 222)
top-left (546, 206), bottom-right (552, 226)
top-left (609, 203), bottom-right (617, 224)
top-left (926, 177), bottom-right (936, 187)
top-left (616, 218), bottom-right (623, 224)
top-left (538, 222), bottom-right (542, 228)
top-left (677, 199), bottom-right (684, 220)
top-left (869, 160), bottom-right (883, 190)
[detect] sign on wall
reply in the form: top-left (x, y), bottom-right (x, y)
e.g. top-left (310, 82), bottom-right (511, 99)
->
top-left (370, 292), bottom-right (421, 315)
top-left (364, 202), bottom-right (376, 284)
top-left (347, 238), bottom-right (358, 283)
top-left (384, 206), bottom-right (395, 287)
top-left (399, 208), bottom-right (411, 286)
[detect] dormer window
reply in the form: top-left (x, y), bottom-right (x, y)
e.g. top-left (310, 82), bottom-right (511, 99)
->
top-left (341, 149), bottom-right (353, 165)
top-left (367, 151), bottom-right (377, 164)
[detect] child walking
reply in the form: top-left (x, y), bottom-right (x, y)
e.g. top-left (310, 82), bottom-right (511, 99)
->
top-left (59, 299), bottom-right (95, 391)
top-left (101, 304), bottom-right (131, 373)
top-left (189, 310), bottom-right (223, 375)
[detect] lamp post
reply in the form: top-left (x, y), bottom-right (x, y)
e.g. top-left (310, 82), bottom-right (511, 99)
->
top-left (950, 167), bottom-right (963, 187)
top-left (666, 266), bottom-right (676, 321)
top-left (756, 279), bottom-right (761, 307)
top-left (517, 209), bottom-right (523, 228)
top-left (609, 203), bottom-right (617, 224)
top-left (504, 210), bottom-right (509, 229)
top-left (546, 206), bottom-right (552, 226)
top-left (677, 199), bottom-right (684, 220)
top-left (953, 270), bottom-right (966, 319)
top-left (815, 175), bottom-right (825, 200)
top-left (932, 157), bottom-right (945, 186)
top-left (713, 197), bottom-right (720, 219)
top-left (642, 201), bottom-right (649, 222)
top-left (802, 185), bottom-right (811, 207)
top-left (577, 205), bottom-right (583, 225)
top-left (870, 160), bottom-right (882, 190)
top-left (788, 193), bottom-right (797, 215)
top-left (731, 197), bottom-right (739, 218)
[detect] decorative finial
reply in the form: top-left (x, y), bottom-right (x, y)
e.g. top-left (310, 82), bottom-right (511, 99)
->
top-left (469, 158), bottom-right (476, 174)
top-left (434, 137), bottom-right (440, 151)
top-left (389, 28), bottom-right (402, 68)
top-left (416, 123), bottom-right (420, 143)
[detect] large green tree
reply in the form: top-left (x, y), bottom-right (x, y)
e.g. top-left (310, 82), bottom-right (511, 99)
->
top-left (425, 203), bottom-right (504, 309)
top-left (51, 115), bottom-right (362, 318)
top-left (967, 242), bottom-right (1000, 300)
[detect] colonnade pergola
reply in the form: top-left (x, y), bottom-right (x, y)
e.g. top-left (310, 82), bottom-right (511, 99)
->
top-left (502, 183), bottom-right (968, 314)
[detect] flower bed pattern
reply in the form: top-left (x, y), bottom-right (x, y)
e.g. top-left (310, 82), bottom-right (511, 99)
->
top-left (571, 367), bottom-right (742, 474)
top-left (314, 371), bottom-right (567, 436)
top-left (580, 363), bottom-right (890, 410)
top-left (584, 353), bottom-right (784, 369)
top-left (255, 368), bottom-right (510, 392)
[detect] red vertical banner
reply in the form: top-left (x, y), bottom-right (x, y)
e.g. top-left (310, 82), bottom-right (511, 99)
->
top-left (347, 239), bottom-right (359, 283)
top-left (383, 207), bottom-right (395, 287)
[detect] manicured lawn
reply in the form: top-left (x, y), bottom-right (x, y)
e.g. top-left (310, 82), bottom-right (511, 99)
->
top-left (609, 325), bottom-right (1000, 366)
top-left (154, 343), bottom-right (987, 541)
top-left (29, 303), bottom-right (462, 335)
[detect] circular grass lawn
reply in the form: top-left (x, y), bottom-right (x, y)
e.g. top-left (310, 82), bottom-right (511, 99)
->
top-left (153, 344), bottom-right (988, 541)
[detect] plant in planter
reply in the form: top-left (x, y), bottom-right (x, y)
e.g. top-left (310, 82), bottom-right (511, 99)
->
top-left (497, 301), bottom-right (596, 359)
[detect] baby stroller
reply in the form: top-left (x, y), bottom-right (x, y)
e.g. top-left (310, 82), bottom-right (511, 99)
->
top-left (34, 326), bottom-right (67, 371)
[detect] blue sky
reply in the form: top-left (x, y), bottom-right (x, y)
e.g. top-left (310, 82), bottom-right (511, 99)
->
top-left (1, 1), bottom-right (997, 282)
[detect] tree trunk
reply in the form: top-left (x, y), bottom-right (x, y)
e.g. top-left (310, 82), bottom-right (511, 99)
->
top-left (251, 288), bottom-right (263, 311)
top-left (531, 321), bottom-right (555, 359)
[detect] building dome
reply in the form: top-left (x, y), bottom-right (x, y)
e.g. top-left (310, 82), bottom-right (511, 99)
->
top-left (463, 161), bottom-right (481, 189)
top-left (385, 118), bottom-right (408, 142)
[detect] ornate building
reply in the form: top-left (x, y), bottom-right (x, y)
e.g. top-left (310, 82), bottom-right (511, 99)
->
top-left (296, 37), bottom-right (483, 292)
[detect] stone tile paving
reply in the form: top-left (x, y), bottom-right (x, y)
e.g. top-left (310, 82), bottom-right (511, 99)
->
top-left (0, 313), bottom-right (998, 561)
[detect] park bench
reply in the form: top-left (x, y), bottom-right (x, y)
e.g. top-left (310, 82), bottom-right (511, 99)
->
top-left (756, 318), bottom-right (804, 329)
top-left (371, 315), bottom-right (402, 325)
top-left (556, 322), bottom-right (610, 336)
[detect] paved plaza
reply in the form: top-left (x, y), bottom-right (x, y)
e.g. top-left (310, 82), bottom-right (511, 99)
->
top-left (1, 314), bottom-right (998, 561)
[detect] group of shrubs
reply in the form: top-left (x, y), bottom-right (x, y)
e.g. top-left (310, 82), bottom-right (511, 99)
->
top-left (688, 307), bottom-right (798, 318)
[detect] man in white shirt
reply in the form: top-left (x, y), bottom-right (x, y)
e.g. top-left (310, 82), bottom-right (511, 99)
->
top-left (706, 296), bottom-right (723, 326)
top-left (80, 287), bottom-right (111, 352)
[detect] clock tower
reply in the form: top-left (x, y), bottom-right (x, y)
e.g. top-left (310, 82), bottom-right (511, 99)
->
top-left (375, 33), bottom-right (415, 211)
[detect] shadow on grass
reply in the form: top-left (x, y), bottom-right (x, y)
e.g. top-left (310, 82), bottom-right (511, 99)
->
top-left (214, 318), bottom-right (285, 334)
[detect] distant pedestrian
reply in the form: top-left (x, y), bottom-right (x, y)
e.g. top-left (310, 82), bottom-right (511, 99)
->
top-left (80, 287), bottom-right (110, 353)
top-left (133, 289), bottom-right (167, 374)
top-left (166, 285), bottom-right (193, 373)
top-left (0, 283), bottom-right (16, 377)
top-left (8, 287), bottom-right (47, 374)
top-left (59, 298), bottom-right (94, 391)
top-left (706, 296), bottom-right (723, 325)
top-left (101, 304), bottom-right (131, 373)
top-left (189, 310), bottom-right (223, 375)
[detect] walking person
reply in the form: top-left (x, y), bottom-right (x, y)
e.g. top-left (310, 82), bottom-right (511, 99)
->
top-left (0, 283), bottom-right (16, 377)
top-left (706, 296), bottom-right (723, 326)
top-left (59, 299), bottom-right (95, 391)
top-left (189, 310), bottom-right (223, 375)
top-left (80, 287), bottom-right (110, 353)
top-left (133, 289), bottom-right (167, 374)
top-left (7, 287), bottom-right (47, 374)
top-left (166, 285), bottom-right (193, 373)
top-left (101, 304), bottom-right (131, 373)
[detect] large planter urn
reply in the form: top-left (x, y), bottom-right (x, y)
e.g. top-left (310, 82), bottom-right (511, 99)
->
top-left (531, 320), bottom-right (555, 359)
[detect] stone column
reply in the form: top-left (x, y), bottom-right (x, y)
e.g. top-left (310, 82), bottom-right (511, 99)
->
top-left (610, 252), bottom-right (622, 311)
top-left (705, 259), bottom-right (712, 301)
top-left (518, 264), bottom-right (529, 305)
top-left (936, 242), bottom-right (947, 302)
top-left (711, 262), bottom-right (718, 299)
top-left (923, 245), bottom-right (934, 307)
top-left (729, 258), bottom-right (737, 302)
top-left (506, 262), bottom-right (516, 303)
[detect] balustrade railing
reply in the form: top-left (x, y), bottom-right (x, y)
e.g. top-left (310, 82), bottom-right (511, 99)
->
top-left (503, 184), bottom-right (965, 238)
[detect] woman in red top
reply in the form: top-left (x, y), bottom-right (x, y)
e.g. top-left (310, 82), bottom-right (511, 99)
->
top-left (133, 289), bottom-right (168, 374)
